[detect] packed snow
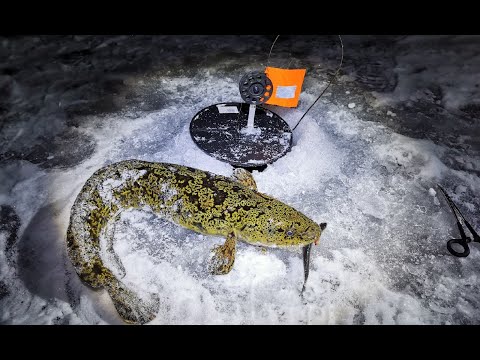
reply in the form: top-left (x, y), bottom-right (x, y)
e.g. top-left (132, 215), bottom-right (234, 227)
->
top-left (0, 35), bottom-right (479, 325)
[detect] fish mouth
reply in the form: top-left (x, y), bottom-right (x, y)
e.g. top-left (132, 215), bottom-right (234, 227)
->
top-left (314, 222), bottom-right (327, 244)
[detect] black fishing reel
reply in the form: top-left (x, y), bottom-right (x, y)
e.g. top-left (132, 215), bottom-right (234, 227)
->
top-left (239, 71), bottom-right (273, 105)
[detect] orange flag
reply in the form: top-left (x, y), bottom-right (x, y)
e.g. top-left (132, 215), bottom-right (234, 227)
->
top-left (265, 67), bottom-right (306, 108)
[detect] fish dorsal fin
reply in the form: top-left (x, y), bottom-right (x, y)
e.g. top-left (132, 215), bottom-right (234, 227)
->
top-left (231, 168), bottom-right (257, 191)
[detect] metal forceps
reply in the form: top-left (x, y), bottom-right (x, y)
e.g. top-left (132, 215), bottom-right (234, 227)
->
top-left (437, 184), bottom-right (480, 257)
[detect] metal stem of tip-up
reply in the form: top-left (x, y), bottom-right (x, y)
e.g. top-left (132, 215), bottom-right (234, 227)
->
top-left (247, 104), bottom-right (256, 129)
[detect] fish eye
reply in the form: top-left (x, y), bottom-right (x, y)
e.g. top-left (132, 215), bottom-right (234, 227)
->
top-left (286, 229), bottom-right (294, 236)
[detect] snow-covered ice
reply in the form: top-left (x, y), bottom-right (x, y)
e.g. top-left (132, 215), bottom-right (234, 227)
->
top-left (1, 35), bottom-right (479, 325)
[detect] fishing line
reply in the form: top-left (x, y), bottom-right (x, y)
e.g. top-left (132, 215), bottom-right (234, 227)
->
top-left (264, 35), bottom-right (344, 132)
top-left (266, 35), bottom-right (280, 69)
top-left (292, 35), bottom-right (344, 131)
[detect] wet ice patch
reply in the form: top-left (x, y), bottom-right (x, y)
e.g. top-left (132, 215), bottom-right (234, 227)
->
top-left (374, 134), bottom-right (448, 181)
top-left (377, 35), bottom-right (480, 111)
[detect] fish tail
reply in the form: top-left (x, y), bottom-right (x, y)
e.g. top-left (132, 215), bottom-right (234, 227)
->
top-left (105, 275), bottom-right (160, 325)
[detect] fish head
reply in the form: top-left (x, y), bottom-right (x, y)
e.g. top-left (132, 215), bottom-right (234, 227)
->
top-left (238, 196), bottom-right (327, 247)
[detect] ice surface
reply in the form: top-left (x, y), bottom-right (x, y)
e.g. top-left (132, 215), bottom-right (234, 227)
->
top-left (1, 35), bottom-right (479, 324)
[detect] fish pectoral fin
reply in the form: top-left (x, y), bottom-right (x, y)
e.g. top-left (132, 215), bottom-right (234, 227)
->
top-left (208, 232), bottom-right (237, 275)
top-left (231, 168), bottom-right (257, 191)
top-left (105, 277), bottom-right (160, 325)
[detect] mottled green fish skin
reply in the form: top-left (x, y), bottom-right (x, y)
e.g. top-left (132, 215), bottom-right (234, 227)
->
top-left (66, 159), bottom-right (324, 323)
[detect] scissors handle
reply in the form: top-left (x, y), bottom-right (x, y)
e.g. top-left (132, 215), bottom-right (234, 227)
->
top-left (447, 238), bottom-right (470, 257)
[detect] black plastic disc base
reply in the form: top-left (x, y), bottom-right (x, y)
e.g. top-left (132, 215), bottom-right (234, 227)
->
top-left (190, 102), bottom-right (292, 168)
